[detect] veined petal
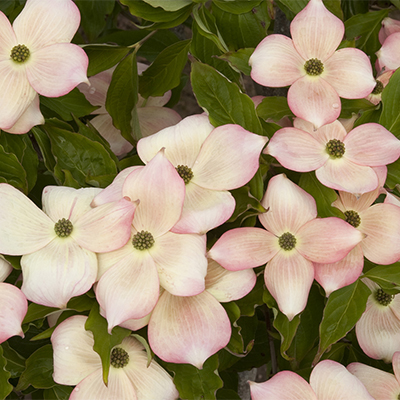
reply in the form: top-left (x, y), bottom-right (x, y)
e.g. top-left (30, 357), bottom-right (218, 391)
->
top-left (313, 244), bottom-right (364, 296)
top-left (171, 184), bottom-right (235, 234)
top-left (21, 239), bottom-right (97, 308)
top-left (264, 250), bottom-right (314, 320)
top-left (144, 89), bottom-right (171, 106)
top-left (120, 313), bottom-right (151, 332)
top-left (259, 174), bottom-right (317, 236)
top-left (344, 123), bottom-right (400, 166)
top-left (393, 352), bottom-right (400, 384)
top-left (360, 203), bottom-right (400, 264)
top-left (377, 32), bottom-right (400, 71)
top-left (291, 0), bottom-right (344, 61)
top-left (0, 12), bottom-right (17, 60)
top-left (323, 48), bottom-right (375, 98)
top-left (151, 232), bottom-right (207, 296)
top-left (288, 76), bottom-right (341, 129)
top-left (148, 290), bottom-right (231, 369)
top-left (297, 217), bottom-right (363, 263)
top-left (310, 359), bottom-right (374, 399)
top-left (205, 259), bottom-right (256, 302)
top-left (0, 256), bottom-right (12, 282)
top-left (52, 315), bottom-right (101, 385)
top-left (78, 69), bottom-right (110, 111)
top-left (192, 125), bottom-right (268, 190)
top-left (123, 150), bottom-right (185, 237)
top-left (137, 114), bottom-right (213, 167)
top-left (73, 198), bottom-right (136, 253)
top-left (347, 362), bottom-right (400, 400)
top-left (137, 106), bottom-right (182, 138)
top-left (266, 127), bottom-right (327, 171)
top-left (96, 252), bottom-right (159, 331)
top-left (249, 372), bottom-right (317, 400)
top-left (0, 283), bottom-right (27, 343)
top-left (249, 34), bottom-right (305, 87)
top-left (310, 119), bottom-right (347, 143)
top-left (0, 183), bottom-right (54, 255)
top-left (208, 227), bottom-right (278, 271)
top-left (13, 0), bottom-right (81, 50)
top-left (26, 43), bottom-right (88, 97)
top-left (316, 157), bottom-right (378, 193)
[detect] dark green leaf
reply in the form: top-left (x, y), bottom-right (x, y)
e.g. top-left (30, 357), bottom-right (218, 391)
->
top-left (2, 342), bottom-right (25, 379)
top-left (273, 312), bottom-right (301, 360)
top-left (256, 96), bottom-right (294, 121)
top-left (43, 385), bottom-right (73, 400)
top-left (235, 273), bottom-right (265, 317)
top-left (380, 68), bottom-right (400, 138)
top-left (0, 143), bottom-right (27, 193)
top-left (339, 98), bottom-right (377, 119)
top-left (0, 345), bottom-right (13, 399)
top-left (31, 127), bottom-right (57, 179)
top-left (23, 304), bottom-right (58, 325)
top-left (218, 48), bottom-right (253, 76)
top-left (142, 0), bottom-right (192, 12)
top-left (364, 262), bottom-right (400, 295)
top-left (212, 0), bottom-right (262, 14)
top-left (386, 158), bottom-right (400, 189)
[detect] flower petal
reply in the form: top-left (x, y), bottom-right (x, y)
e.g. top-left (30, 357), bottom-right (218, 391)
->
top-left (0, 183), bottom-right (54, 255)
top-left (137, 106), bottom-right (182, 138)
top-left (377, 32), bottom-right (400, 71)
top-left (264, 250), bottom-right (314, 320)
top-left (26, 43), bottom-right (88, 97)
top-left (249, 34), bottom-right (305, 87)
top-left (0, 12), bottom-right (17, 60)
top-left (0, 256), bottom-right (12, 282)
top-left (148, 290), bottom-right (231, 369)
top-left (21, 239), bottom-right (97, 308)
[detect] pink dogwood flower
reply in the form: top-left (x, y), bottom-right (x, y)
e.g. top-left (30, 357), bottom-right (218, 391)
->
top-left (52, 315), bottom-right (178, 400)
top-left (0, 0), bottom-right (89, 133)
top-left (379, 17), bottom-right (400, 44)
top-left (250, 360), bottom-right (374, 400)
top-left (265, 118), bottom-right (400, 194)
top-left (208, 174), bottom-right (363, 319)
top-left (137, 114), bottom-right (268, 234)
top-left (249, 0), bottom-right (375, 128)
top-left (366, 70), bottom-right (394, 105)
top-left (377, 31), bottom-right (400, 72)
top-left (0, 184), bottom-right (136, 308)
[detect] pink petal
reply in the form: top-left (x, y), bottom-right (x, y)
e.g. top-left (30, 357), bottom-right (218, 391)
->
top-left (360, 203), bottom-right (400, 264)
top-left (151, 231), bottom-right (207, 296)
top-left (0, 283), bottom-right (27, 343)
top-left (259, 174), bottom-right (317, 236)
top-left (393, 352), bottom-right (400, 383)
top-left (380, 18), bottom-right (400, 44)
top-left (123, 150), bottom-right (185, 237)
top-left (291, 0), bottom-right (344, 61)
top-left (148, 290), bottom-right (231, 369)
top-left (316, 157), bottom-right (379, 193)
top-left (52, 315), bottom-right (101, 385)
top-left (143, 90), bottom-right (171, 107)
top-left (120, 314), bottom-right (151, 332)
top-left (250, 371), bottom-right (317, 400)
top-left (0, 12), bottom-right (17, 60)
top-left (171, 184), bottom-right (236, 234)
top-left (297, 217), bottom-right (364, 263)
top-left (344, 123), bottom-right (400, 166)
top-left (324, 48), bottom-right (375, 98)
top-left (26, 43), bottom-right (89, 97)
top-left (377, 32), bottom-right (400, 71)
top-left (288, 76), bottom-right (341, 128)
top-left (347, 362), bottom-right (400, 400)
top-left (137, 106), bottom-right (182, 138)
top-left (205, 259), bottom-right (256, 302)
top-left (249, 34), bottom-right (304, 87)
top-left (13, 0), bottom-right (81, 50)
top-left (310, 359), bottom-right (374, 399)
top-left (21, 239), bottom-right (97, 308)
top-left (0, 256), bottom-right (12, 282)
top-left (78, 69), bottom-right (110, 112)
top-left (192, 125), bottom-right (268, 190)
top-left (208, 227), bottom-right (279, 271)
top-left (0, 183), bottom-right (54, 255)
top-left (266, 127), bottom-right (327, 171)
top-left (264, 250), bottom-right (314, 320)
top-left (96, 252), bottom-right (159, 330)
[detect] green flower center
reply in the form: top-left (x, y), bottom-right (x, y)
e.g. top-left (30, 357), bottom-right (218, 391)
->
top-left (132, 230), bottom-right (155, 250)
top-left (375, 288), bottom-right (394, 306)
top-left (326, 139), bottom-right (345, 158)
top-left (304, 58), bottom-right (324, 76)
top-left (176, 165), bottom-right (193, 185)
top-left (371, 80), bottom-right (384, 95)
top-left (344, 210), bottom-right (361, 228)
top-left (10, 44), bottom-right (30, 63)
top-left (110, 347), bottom-right (129, 368)
top-left (54, 218), bottom-right (73, 237)
top-left (278, 232), bottom-right (296, 251)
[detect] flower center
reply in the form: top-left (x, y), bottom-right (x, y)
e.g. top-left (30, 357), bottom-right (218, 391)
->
top-left (371, 80), bottom-right (384, 95)
top-left (176, 165), bottom-right (193, 185)
top-left (278, 232), bottom-right (296, 251)
top-left (344, 210), bottom-right (361, 228)
top-left (375, 288), bottom-right (394, 306)
top-left (304, 58), bottom-right (324, 76)
top-left (54, 218), bottom-right (73, 237)
top-left (132, 230), bottom-right (154, 250)
top-left (110, 347), bottom-right (129, 368)
top-left (10, 44), bottom-right (30, 63)
top-left (326, 139), bottom-right (345, 158)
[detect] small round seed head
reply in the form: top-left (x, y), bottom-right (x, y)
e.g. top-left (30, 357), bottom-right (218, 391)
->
top-left (10, 44), bottom-right (30, 63)
top-left (278, 232), bottom-right (297, 251)
top-left (176, 165), bottom-right (194, 185)
top-left (54, 218), bottom-right (73, 237)
top-left (344, 210), bottom-right (361, 228)
top-left (375, 288), bottom-right (394, 306)
top-left (110, 347), bottom-right (129, 368)
top-left (371, 80), bottom-right (384, 95)
top-left (304, 58), bottom-right (324, 76)
top-left (132, 230), bottom-right (155, 250)
top-left (326, 139), bottom-right (345, 158)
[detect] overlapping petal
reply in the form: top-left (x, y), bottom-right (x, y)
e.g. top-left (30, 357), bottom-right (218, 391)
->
top-left (0, 256), bottom-right (12, 282)
top-left (377, 32), bottom-right (400, 71)
top-left (137, 106), bottom-right (182, 138)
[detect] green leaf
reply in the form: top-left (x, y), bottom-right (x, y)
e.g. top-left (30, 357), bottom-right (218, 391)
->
top-left (2, 342), bottom-right (25, 379)
top-left (339, 98), bottom-right (377, 119)
top-left (212, 0), bottom-right (262, 14)
top-left (314, 279), bottom-right (370, 364)
top-left (23, 303), bottom-right (58, 325)
top-left (31, 127), bottom-right (57, 178)
top-left (386, 158), bottom-right (400, 189)
top-left (256, 96), bottom-right (294, 121)
top-left (0, 345), bottom-right (12, 399)
top-left (191, 61), bottom-right (263, 135)
top-left (273, 312), bottom-right (301, 361)
top-left (0, 143), bottom-right (27, 193)
top-left (380, 68), bottom-right (400, 138)
top-left (142, 0), bottom-right (192, 11)
top-left (85, 303), bottom-right (131, 385)
top-left (218, 48), bottom-right (253, 75)
top-left (139, 39), bottom-right (191, 98)
top-left (224, 302), bottom-right (245, 355)
top-left (43, 385), bottom-right (73, 400)
top-left (364, 262), bottom-right (400, 295)
top-left (16, 345), bottom-right (54, 391)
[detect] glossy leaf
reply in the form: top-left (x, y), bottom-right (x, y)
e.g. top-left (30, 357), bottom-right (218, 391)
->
top-left (380, 68), bottom-right (400, 138)
top-left (339, 98), bottom-right (377, 119)
top-left (0, 345), bottom-right (12, 399)
top-left (256, 96), bottom-right (294, 121)
top-left (218, 48), bottom-right (253, 76)
top-left (273, 312), bottom-right (301, 361)
top-left (0, 143), bottom-right (28, 193)
top-left (364, 262), bottom-right (400, 295)
top-left (2, 342), bottom-right (25, 379)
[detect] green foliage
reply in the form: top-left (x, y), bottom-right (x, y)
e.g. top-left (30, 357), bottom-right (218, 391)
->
top-left (364, 262), bottom-right (400, 295)
top-left (0, 345), bottom-right (13, 399)
top-left (256, 96), bottom-right (294, 121)
top-left (380, 68), bottom-right (400, 138)
top-left (218, 48), bottom-right (253, 76)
